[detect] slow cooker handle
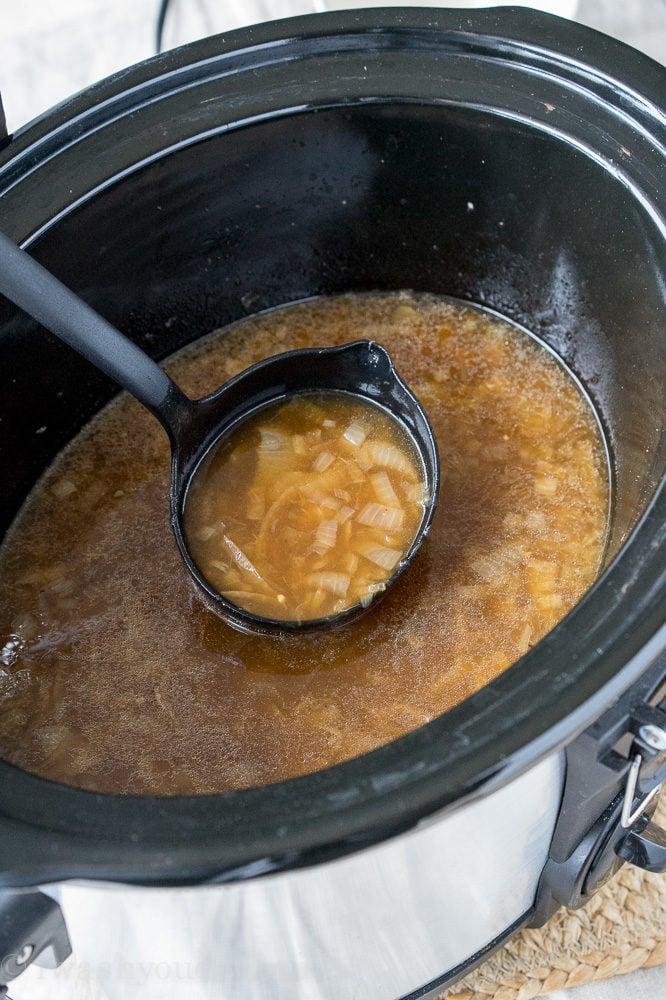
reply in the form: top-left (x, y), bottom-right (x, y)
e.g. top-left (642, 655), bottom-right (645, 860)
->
top-left (0, 889), bottom-right (71, 991)
top-left (616, 731), bottom-right (666, 873)
top-left (532, 651), bottom-right (666, 925)
top-left (617, 817), bottom-right (666, 872)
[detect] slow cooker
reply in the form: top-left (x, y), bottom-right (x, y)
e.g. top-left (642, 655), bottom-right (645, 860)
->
top-left (0, 7), bottom-right (664, 1000)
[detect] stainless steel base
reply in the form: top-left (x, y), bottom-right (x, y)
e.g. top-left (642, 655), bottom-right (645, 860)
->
top-left (10, 752), bottom-right (564, 1000)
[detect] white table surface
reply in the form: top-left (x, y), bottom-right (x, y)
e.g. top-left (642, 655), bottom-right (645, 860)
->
top-left (550, 965), bottom-right (666, 1000)
top-left (1, 2), bottom-right (665, 999)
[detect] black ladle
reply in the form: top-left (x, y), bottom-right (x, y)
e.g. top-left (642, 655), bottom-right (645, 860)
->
top-left (0, 232), bottom-right (439, 635)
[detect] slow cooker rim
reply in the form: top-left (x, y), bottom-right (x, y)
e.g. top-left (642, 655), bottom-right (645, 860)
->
top-left (2, 5), bottom-right (665, 189)
top-left (0, 6), bottom-right (664, 887)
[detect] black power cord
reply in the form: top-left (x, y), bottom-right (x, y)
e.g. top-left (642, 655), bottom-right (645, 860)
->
top-left (155, 0), bottom-right (173, 54)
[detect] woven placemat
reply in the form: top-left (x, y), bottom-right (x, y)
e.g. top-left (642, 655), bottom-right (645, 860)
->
top-left (439, 796), bottom-right (666, 1000)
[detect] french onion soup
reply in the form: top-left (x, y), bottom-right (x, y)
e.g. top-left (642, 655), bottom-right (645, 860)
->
top-left (0, 293), bottom-right (608, 795)
top-left (185, 392), bottom-right (428, 622)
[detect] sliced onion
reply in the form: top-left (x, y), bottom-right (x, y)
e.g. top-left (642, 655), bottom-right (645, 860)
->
top-left (258, 429), bottom-right (286, 451)
top-left (254, 449), bottom-right (295, 489)
top-left (362, 440), bottom-right (417, 478)
top-left (314, 518), bottom-right (338, 550)
top-left (357, 581), bottom-right (387, 607)
top-left (401, 481), bottom-right (429, 504)
top-left (222, 591), bottom-right (286, 618)
top-left (312, 450), bottom-right (335, 472)
top-left (255, 482), bottom-right (309, 563)
top-left (307, 571), bottom-right (351, 597)
top-left (222, 535), bottom-right (263, 581)
top-left (355, 542), bottom-right (402, 571)
top-left (370, 470), bottom-right (399, 506)
top-left (356, 503), bottom-right (405, 531)
top-left (301, 486), bottom-right (340, 510)
top-left (342, 422), bottom-right (367, 447)
top-left (52, 479), bottom-right (77, 499)
top-left (337, 505), bottom-right (356, 524)
top-left (292, 434), bottom-right (307, 455)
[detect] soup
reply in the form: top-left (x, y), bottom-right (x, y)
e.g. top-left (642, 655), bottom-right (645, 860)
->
top-left (0, 293), bottom-right (608, 795)
top-left (185, 391), bottom-right (428, 622)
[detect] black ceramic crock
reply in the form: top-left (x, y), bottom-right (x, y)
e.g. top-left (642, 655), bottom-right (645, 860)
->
top-left (0, 8), bottom-right (664, 999)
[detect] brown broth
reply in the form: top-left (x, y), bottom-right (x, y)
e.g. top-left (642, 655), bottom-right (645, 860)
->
top-left (0, 293), bottom-right (609, 795)
top-left (185, 392), bottom-right (427, 621)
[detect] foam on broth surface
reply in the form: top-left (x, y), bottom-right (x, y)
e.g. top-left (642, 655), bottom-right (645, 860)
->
top-left (0, 293), bottom-right (608, 795)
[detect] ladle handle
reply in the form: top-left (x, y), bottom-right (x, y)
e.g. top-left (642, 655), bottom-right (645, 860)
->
top-left (0, 230), bottom-right (191, 439)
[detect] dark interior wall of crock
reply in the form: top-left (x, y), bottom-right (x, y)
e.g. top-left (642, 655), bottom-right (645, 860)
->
top-left (0, 103), bottom-right (664, 548)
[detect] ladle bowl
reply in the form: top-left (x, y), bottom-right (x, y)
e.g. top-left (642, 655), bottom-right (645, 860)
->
top-left (0, 230), bottom-right (439, 635)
